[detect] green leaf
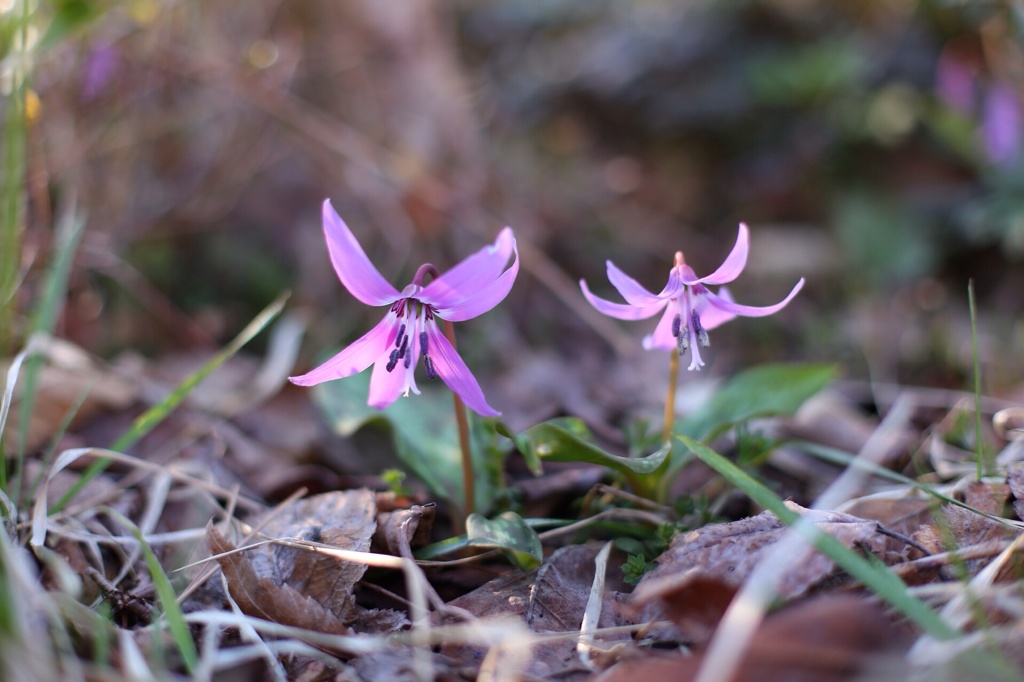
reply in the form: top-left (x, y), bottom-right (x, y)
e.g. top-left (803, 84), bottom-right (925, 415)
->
top-left (314, 371), bottom-right (505, 514)
top-left (506, 418), bottom-right (670, 476)
top-left (679, 363), bottom-right (836, 442)
top-left (466, 511), bottom-right (542, 571)
top-left (677, 435), bottom-right (958, 641)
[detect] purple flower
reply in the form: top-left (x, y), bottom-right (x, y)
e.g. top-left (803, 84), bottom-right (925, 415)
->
top-left (580, 224), bottom-right (804, 371)
top-left (290, 200), bottom-right (518, 416)
top-left (982, 82), bottom-right (1023, 167)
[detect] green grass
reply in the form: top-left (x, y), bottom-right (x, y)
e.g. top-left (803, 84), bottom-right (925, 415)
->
top-left (678, 434), bottom-right (960, 641)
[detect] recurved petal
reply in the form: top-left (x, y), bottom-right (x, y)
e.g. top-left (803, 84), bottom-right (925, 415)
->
top-left (642, 301), bottom-right (682, 351)
top-left (428, 229), bottom-right (519, 321)
top-left (425, 323), bottom-right (499, 417)
top-left (322, 199), bottom-right (401, 306)
top-left (581, 279), bottom-right (665, 320)
top-left (702, 277), bottom-right (805, 318)
top-left (289, 313), bottom-right (398, 386)
top-left (694, 286), bottom-right (736, 330)
top-left (419, 228), bottom-right (516, 309)
top-left (689, 223), bottom-right (749, 285)
top-left (606, 260), bottom-right (664, 307)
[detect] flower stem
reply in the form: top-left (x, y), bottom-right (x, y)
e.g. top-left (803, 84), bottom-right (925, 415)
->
top-left (443, 320), bottom-right (475, 528)
top-left (662, 350), bottom-right (679, 443)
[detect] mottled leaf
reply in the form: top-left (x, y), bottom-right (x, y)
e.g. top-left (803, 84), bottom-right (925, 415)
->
top-left (466, 511), bottom-right (543, 571)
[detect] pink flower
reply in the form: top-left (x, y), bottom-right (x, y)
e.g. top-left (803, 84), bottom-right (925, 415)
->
top-left (580, 224), bottom-right (804, 371)
top-left (290, 200), bottom-right (518, 416)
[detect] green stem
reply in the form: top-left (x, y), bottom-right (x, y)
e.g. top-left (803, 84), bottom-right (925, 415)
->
top-left (968, 280), bottom-right (987, 478)
top-left (662, 350), bottom-right (679, 443)
top-left (443, 321), bottom-right (474, 528)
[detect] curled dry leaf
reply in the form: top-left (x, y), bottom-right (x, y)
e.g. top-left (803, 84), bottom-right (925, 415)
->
top-left (372, 502), bottom-right (436, 556)
top-left (246, 489), bottom-right (377, 621)
top-left (207, 522), bottom-right (350, 636)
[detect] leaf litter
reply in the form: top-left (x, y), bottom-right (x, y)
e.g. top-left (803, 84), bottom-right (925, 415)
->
top-left (8, 319), bottom-right (1024, 682)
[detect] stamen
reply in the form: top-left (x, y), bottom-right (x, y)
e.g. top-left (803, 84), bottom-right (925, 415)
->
top-left (397, 333), bottom-right (409, 359)
top-left (404, 352), bottom-right (411, 369)
top-left (692, 310), bottom-right (709, 347)
top-left (386, 349), bottom-right (399, 372)
top-left (677, 326), bottom-right (689, 354)
top-left (419, 331), bottom-right (428, 356)
top-left (671, 313), bottom-right (682, 338)
top-left (424, 355), bottom-right (437, 379)
top-left (394, 324), bottom-right (406, 348)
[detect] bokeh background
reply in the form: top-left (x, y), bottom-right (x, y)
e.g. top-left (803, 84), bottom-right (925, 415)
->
top-left (8, 0), bottom-right (1024, 426)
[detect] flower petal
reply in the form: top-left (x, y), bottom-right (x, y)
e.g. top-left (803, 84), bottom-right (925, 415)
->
top-left (289, 313), bottom-right (398, 386)
top-left (367, 356), bottom-right (407, 409)
top-left (424, 322), bottom-right (499, 417)
top-left (606, 260), bottom-right (665, 307)
top-left (430, 230), bottom-right (519, 321)
top-left (694, 286), bottom-right (736, 330)
top-left (688, 223), bottom-right (749, 286)
top-left (419, 228), bottom-right (516, 310)
top-left (642, 301), bottom-right (682, 351)
top-left (702, 277), bottom-right (805, 318)
top-left (322, 199), bottom-right (401, 306)
top-left (581, 279), bottom-right (665, 321)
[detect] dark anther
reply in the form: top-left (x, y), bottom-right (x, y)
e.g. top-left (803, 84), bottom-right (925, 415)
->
top-left (671, 313), bottom-right (682, 338)
top-left (424, 355), bottom-right (437, 379)
top-left (386, 349), bottom-right (399, 372)
top-left (404, 352), bottom-right (412, 369)
top-left (677, 326), bottom-right (689, 354)
top-left (692, 310), bottom-right (709, 347)
top-left (395, 324), bottom-right (406, 348)
top-left (420, 331), bottom-right (429, 356)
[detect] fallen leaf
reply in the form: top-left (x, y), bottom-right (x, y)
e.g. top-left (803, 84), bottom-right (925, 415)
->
top-left (594, 596), bottom-right (908, 682)
top-left (439, 543), bottom-right (634, 679)
top-left (246, 489), bottom-right (377, 621)
top-left (637, 502), bottom-right (885, 608)
top-left (207, 523), bottom-right (350, 635)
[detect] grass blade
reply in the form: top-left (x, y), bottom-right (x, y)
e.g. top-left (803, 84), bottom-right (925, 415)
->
top-left (677, 434), bottom-right (959, 640)
top-left (105, 507), bottom-right (198, 674)
top-left (51, 290), bottom-right (289, 513)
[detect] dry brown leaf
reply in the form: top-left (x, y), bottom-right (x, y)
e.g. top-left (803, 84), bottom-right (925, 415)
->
top-left (637, 502), bottom-right (884, 609)
top-left (246, 489), bottom-right (377, 621)
top-left (627, 574), bottom-right (737, 646)
top-left (593, 596), bottom-right (907, 682)
top-left (371, 503), bottom-right (436, 556)
top-left (207, 522), bottom-right (350, 635)
top-left (439, 543), bottom-right (634, 679)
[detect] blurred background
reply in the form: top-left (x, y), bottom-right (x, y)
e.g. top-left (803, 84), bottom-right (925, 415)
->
top-left (5, 0), bottom-right (1024, 428)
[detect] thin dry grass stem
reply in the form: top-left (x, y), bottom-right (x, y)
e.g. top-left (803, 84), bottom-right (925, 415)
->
top-left (589, 483), bottom-right (676, 516)
top-left (30, 447), bottom-right (264, 546)
top-left (577, 541), bottom-right (613, 671)
top-left (218, 572), bottom-right (288, 682)
top-left (176, 486), bottom-right (308, 604)
top-left (892, 539), bottom-right (1020, 578)
top-left (910, 532), bottom-right (1024, 665)
top-left (695, 396), bottom-right (921, 682)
